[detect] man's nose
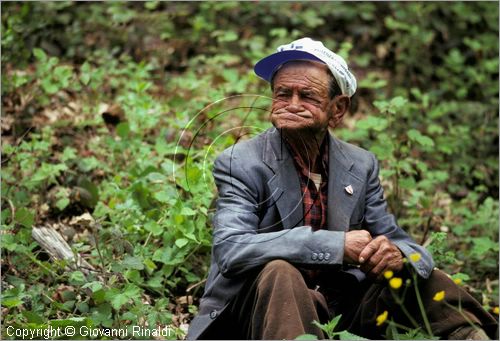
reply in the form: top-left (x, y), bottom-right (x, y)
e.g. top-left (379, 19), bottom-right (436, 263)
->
top-left (287, 93), bottom-right (302, 112)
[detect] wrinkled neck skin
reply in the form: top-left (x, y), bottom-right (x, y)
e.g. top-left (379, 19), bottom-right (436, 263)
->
top-left (280, 127), bottom-right (327, 173)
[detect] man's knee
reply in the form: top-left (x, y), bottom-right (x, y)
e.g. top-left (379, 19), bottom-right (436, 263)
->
top-left (428, 268), bottom-right (451, 282)
top-left (258, 259), bottom-right (302, 283)
top-left (422, 268), bottom-right (462, 296)
top-left (262, 259), bottom-right (299, 274)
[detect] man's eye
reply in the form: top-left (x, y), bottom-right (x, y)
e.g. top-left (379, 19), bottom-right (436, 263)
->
top-left (304, 95), bottom-right (320, 103)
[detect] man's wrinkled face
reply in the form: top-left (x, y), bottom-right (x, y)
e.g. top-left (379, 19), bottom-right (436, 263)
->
top-left (270, 61), bottom-right (334, 136)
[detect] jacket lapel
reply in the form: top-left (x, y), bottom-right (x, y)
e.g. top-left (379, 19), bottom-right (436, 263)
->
top-left (262, 128), bottom-right (364, 231)
top-left (328, 134), bottom-right (364, 231)
top-left (263, 128), bottom-right (304, 229)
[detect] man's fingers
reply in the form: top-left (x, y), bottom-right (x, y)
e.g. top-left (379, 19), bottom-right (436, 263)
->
top-left (344, 230), bottom-right (372, 264)
top-left (363, 246), bottom-right (389, 277)
top-left (370, 258), bottom-right (388, 278)
top-left (387, 254), bottom-right (404, 273)
top-left (359, 236), bottom-right (405, 278)
top-left (366, 243), bottom-right (387, 266)
top-left (358, 237), bottom-right (382, 263)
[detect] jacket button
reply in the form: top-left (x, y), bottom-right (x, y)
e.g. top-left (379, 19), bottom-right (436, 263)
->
top-left (312, 253), bottom-right (318, 260)
top-left (210, 310), bottom-right (218, 319)
top-left (324, 252), bottom-right (330, 260)
top-left (318, 252), bottom-right (324, 260)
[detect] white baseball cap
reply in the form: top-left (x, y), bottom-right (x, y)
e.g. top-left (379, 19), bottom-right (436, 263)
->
top-left (254, 37), bottom-right (357, 97)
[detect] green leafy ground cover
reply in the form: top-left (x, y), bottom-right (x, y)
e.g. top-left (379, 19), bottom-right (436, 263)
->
top-left (1, 2), bottom-right (498, 339)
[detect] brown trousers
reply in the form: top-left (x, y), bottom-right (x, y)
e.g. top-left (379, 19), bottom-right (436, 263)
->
top-left (201, 260), bottom-right (497, 339)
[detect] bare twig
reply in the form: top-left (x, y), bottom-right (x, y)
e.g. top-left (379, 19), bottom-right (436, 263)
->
top-left (420, 213), bottom-right (433, 245)
top-left (1, 127), bottom-right (33, 165)
top-left (186, 279), bottom-right (207, 293)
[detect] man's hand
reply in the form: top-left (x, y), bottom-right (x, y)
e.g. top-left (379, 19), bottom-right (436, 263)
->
top-left (344, 230), bottom-right (372, 264)
top-left (358, 235), bottom-right (403, 279)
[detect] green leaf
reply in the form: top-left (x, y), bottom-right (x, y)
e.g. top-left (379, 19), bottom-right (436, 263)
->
top-left (69, 271), bottom-right (86, 285)
top-left (78, 157), bottom-right (101, 172)
top-left (116, 122), bottom-right (130, 138)
top-left (48, 316), bottom-right (92, 329)
top-left (109, 293), bottom-right (129, 310)
top-left (121, 311), bottom-right (137, 321)
top-left (15, 208), bottom-right (34, 228)
top-left (54, 65), bottom-right (73, 81)
top-left (181, 206), bottom-right (196, 216)
top-left (80, 62), bottom-right (91, 85)
top-left (355, 116), bottom-right (388, 132)
top-left (312, 315), bottom-right (342, 338)
top-left (153, 190), bottom-right (175, 204)
top-left (145, 1), bottom-right (160, 10)
top-left (82, 281), bottom-right (103, 293)
top-left (125, 269), bottom-right (143, 283)
top-left (152, 249), bottom-right (169, 264)
top-left (407, 129), bottom-right (435, 148)
top-left (2, 235), bottom-right (18, 252)
top-left (147, 276), bottom-right (164, 289)
top-left (22, 310), bottom-right (45, 324)
top-left (144, 220), bottom-right (163, 236)
top-left (122, 255), bottom-right (144, 270)
top-left (390, 96), bottom-right (408, 109)
top-left (175, 238), bottom-right (189, 248)
top-left (144, 258), bottom-right (157, 272)
top-left (295, 334), bottom-right (318, 340)
top-left (123, 283), bottom-right (141, 298)
top-left (217, 30), bottom-right (238, 42)
top-left (77, 177), bottom-right (99, 207)
top-left (76, 301), bottom-right (89, 314)
top-left (61, 147), bottom-right (77, 162)
top-left (371, 144), bottom-right (394, 160)
top-left (33, 48), bottom-right (47, 62)
top-left (92, 289), bottom-right (106, 305)
top-left (56, 197), bottom-right (70, 211)
top-left (29, 163), bottom-right (68, 185)
top-left (451, 273), bottom-right (470, 283)
top-left (91, 303), bottom-right (113, 327)
top-left (41, 78), bottom-right (59, 94)
top-left (2, 297), bottom-right (24, 308)
top-left (339, 331), bottom-right (368, 340)
top-left (471, 237), bottom-right (498, 257)
top-left (1, 208), bottom-right (11, 225)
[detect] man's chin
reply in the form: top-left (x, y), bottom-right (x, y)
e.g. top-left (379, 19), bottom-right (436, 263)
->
top-left (271, 122), bottom-right (316, 137)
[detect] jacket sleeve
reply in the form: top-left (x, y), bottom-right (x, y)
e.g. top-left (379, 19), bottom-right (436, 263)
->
top-left (364, 152), bottom-right (435, 278)
top-left (211, 149), bottom-right (346, 278)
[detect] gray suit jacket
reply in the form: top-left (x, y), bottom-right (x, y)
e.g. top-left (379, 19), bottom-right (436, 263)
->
top-left (187, 127), bottom-right (434, 339)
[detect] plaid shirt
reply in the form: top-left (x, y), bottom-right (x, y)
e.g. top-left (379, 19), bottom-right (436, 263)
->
top-left (287, 138), bottom-right (329, 230)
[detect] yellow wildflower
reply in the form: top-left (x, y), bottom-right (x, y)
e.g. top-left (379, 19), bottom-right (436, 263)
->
top-left (453, 278), bottom-right (462, 285)
top-left (433, 290), bottom-right (445, 302)
top-left (384, 270), bottom-right (394, 279)
top-left (409, 253), bottom-right (421, 262)
top-left (376, 311), bottom-right (388, 326)
top-left (493, 307), bottom-right (499, 315)
top-left (389, 277), bottom-right (403, 289)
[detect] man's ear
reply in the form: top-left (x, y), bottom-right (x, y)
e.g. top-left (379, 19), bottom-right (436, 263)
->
top-left (328, 95), bottom-right (350, 129)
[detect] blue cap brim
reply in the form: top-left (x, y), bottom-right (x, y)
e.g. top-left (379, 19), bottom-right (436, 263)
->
top-left (254, 50), bottom-right (324, 82)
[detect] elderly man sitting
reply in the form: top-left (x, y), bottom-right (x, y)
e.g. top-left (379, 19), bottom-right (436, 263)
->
top-left (187, 38), bottom-right (496, 340)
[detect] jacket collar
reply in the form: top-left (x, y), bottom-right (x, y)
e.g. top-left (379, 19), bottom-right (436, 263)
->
top-left (262, 127), bottom-right (354, 175)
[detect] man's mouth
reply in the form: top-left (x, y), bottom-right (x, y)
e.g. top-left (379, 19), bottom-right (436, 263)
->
top-left (274, 111), bottom-right (311, 119)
